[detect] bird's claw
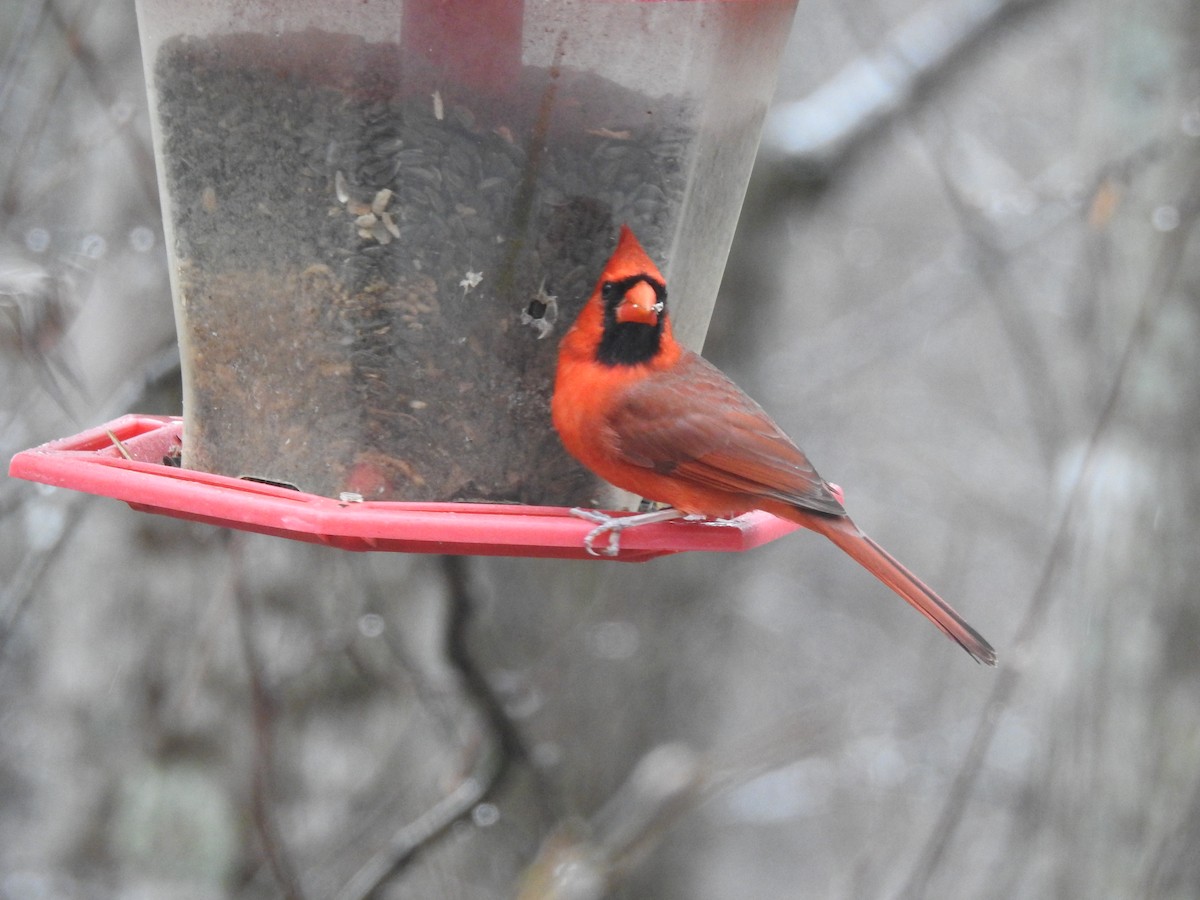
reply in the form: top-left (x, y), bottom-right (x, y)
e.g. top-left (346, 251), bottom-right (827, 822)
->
top-left (568, 506), bottom-right (687, 557)
top-left (569, 508), bottom-right (625, 557)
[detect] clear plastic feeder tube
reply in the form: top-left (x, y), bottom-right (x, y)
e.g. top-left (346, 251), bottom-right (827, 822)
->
top-left (135, 0), bottom-right (798, 505)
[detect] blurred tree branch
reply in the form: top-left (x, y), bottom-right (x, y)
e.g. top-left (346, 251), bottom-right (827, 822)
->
top-left (892, 146), bottom-right (1200, 900)
top-left (759, 0), bottom-right (1052, 183)
top-left (336, 556), bottom-right (534, 899)
top-left (0, 0), bottom-right (159, 216)
top-left (230, 532), bottom-right (308, 900)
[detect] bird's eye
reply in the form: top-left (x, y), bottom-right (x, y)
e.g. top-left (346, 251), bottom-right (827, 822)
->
top-left (601, 282), bottom-right (617, 302)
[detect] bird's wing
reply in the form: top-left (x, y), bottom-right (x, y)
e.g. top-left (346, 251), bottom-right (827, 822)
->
top-left (607, 351), bottom-right (846, 516)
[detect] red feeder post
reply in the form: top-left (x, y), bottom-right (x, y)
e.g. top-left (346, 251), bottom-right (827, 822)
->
top-left (402, 0), bottom-right (524, 94)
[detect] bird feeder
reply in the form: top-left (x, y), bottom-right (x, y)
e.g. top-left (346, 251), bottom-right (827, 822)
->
top-left (9, 0), bottom-right (801, 560)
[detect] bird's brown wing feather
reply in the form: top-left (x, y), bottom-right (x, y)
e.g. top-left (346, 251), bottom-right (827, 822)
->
top-left (607, 351), bottom-right (846, 516)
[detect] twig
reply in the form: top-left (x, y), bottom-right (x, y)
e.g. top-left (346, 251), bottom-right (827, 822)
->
top-left (1141, 770), bottom-right (1200, 897)
top-left (589, 743), bottom-right (706, 880)
top-left (335, 555), bottom-right (526, 900)
top-left (0, 491), bottom-right (89, 662)
top-left (0, 2), bottom-right (84, 217)
top-left (104, 428), bottom-right (132, 460)
top-left (517, 743), bottom-right (706, 900)
top-left (228, 532), bottom-right (307, 900)
top-left (44, 0), bottom-right (160, 208)
top-left (0, 338), bottom-right (179, 661)
top-left (441, 555), bottom-right (541, 772)
top-left (516, 712), bottom-right (846, 900)
top-left (334, 761), bottom-right (496, 900)
top-left (0, 0), bottom-right (48, 121)
top-left (96, 339), bottom-right (182, 421)
top-left (759, 0), bottom-right (1052, 180)
top-left (890, 159), bottom-right (1200, 900)
top-left (913, 114), bottom-right (1064, 469)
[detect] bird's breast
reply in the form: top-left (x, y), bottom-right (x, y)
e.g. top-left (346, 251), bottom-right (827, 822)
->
top-left (551, 356), bottom-right (627, 462)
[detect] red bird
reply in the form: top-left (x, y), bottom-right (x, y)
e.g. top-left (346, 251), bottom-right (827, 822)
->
top-left (552, 225), bottom-right (996, 665)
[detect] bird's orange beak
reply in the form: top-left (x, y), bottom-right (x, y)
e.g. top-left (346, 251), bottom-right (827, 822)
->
top-left (615, 281), bottom-right (662, 326)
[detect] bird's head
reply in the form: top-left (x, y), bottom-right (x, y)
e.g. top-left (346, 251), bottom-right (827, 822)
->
top-left (592, 226), bottom-right (670, 366)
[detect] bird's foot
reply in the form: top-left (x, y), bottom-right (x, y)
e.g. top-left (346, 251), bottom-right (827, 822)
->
top-left (568, 507), bottom-right (686, 557)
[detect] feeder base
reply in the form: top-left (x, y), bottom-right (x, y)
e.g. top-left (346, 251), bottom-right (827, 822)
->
top-left (8, 415), bottom-right (798, 561)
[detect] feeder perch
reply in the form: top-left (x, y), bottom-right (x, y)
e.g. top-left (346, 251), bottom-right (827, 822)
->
top-left (8, 416), bottom-right (799, 562)
top-left (8, 1), bottom-right (801, 560)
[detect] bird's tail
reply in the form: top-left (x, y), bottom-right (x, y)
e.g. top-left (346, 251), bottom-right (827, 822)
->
top-left (815, 516), bottom-right (997, 666)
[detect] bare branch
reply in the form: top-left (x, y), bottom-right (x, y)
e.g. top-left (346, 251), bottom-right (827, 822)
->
top-left (335, 555), bottom-right (526, 899)
top-left (517, 743), bottom-right (705, 900)
top-left (760, 0), bottom-right (1052, 180)
top-left (890, 157), bottom-right (1200, 900)
top-left (229, 533), bottom-right (307, 900)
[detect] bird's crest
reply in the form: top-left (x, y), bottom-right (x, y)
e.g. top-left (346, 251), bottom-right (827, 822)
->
top-left (602, 225), bottom-right (664, 286)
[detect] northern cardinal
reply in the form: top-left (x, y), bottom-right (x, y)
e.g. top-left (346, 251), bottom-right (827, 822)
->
top-left (552, 225), bottom-right (996, 665)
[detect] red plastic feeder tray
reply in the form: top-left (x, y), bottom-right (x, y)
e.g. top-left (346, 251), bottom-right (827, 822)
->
top-left (8, 415), bottom-right (798, 562)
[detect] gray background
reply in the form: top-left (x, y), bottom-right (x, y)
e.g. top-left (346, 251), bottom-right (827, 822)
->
top-left (2, 0), bottom-right (1198, 897)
